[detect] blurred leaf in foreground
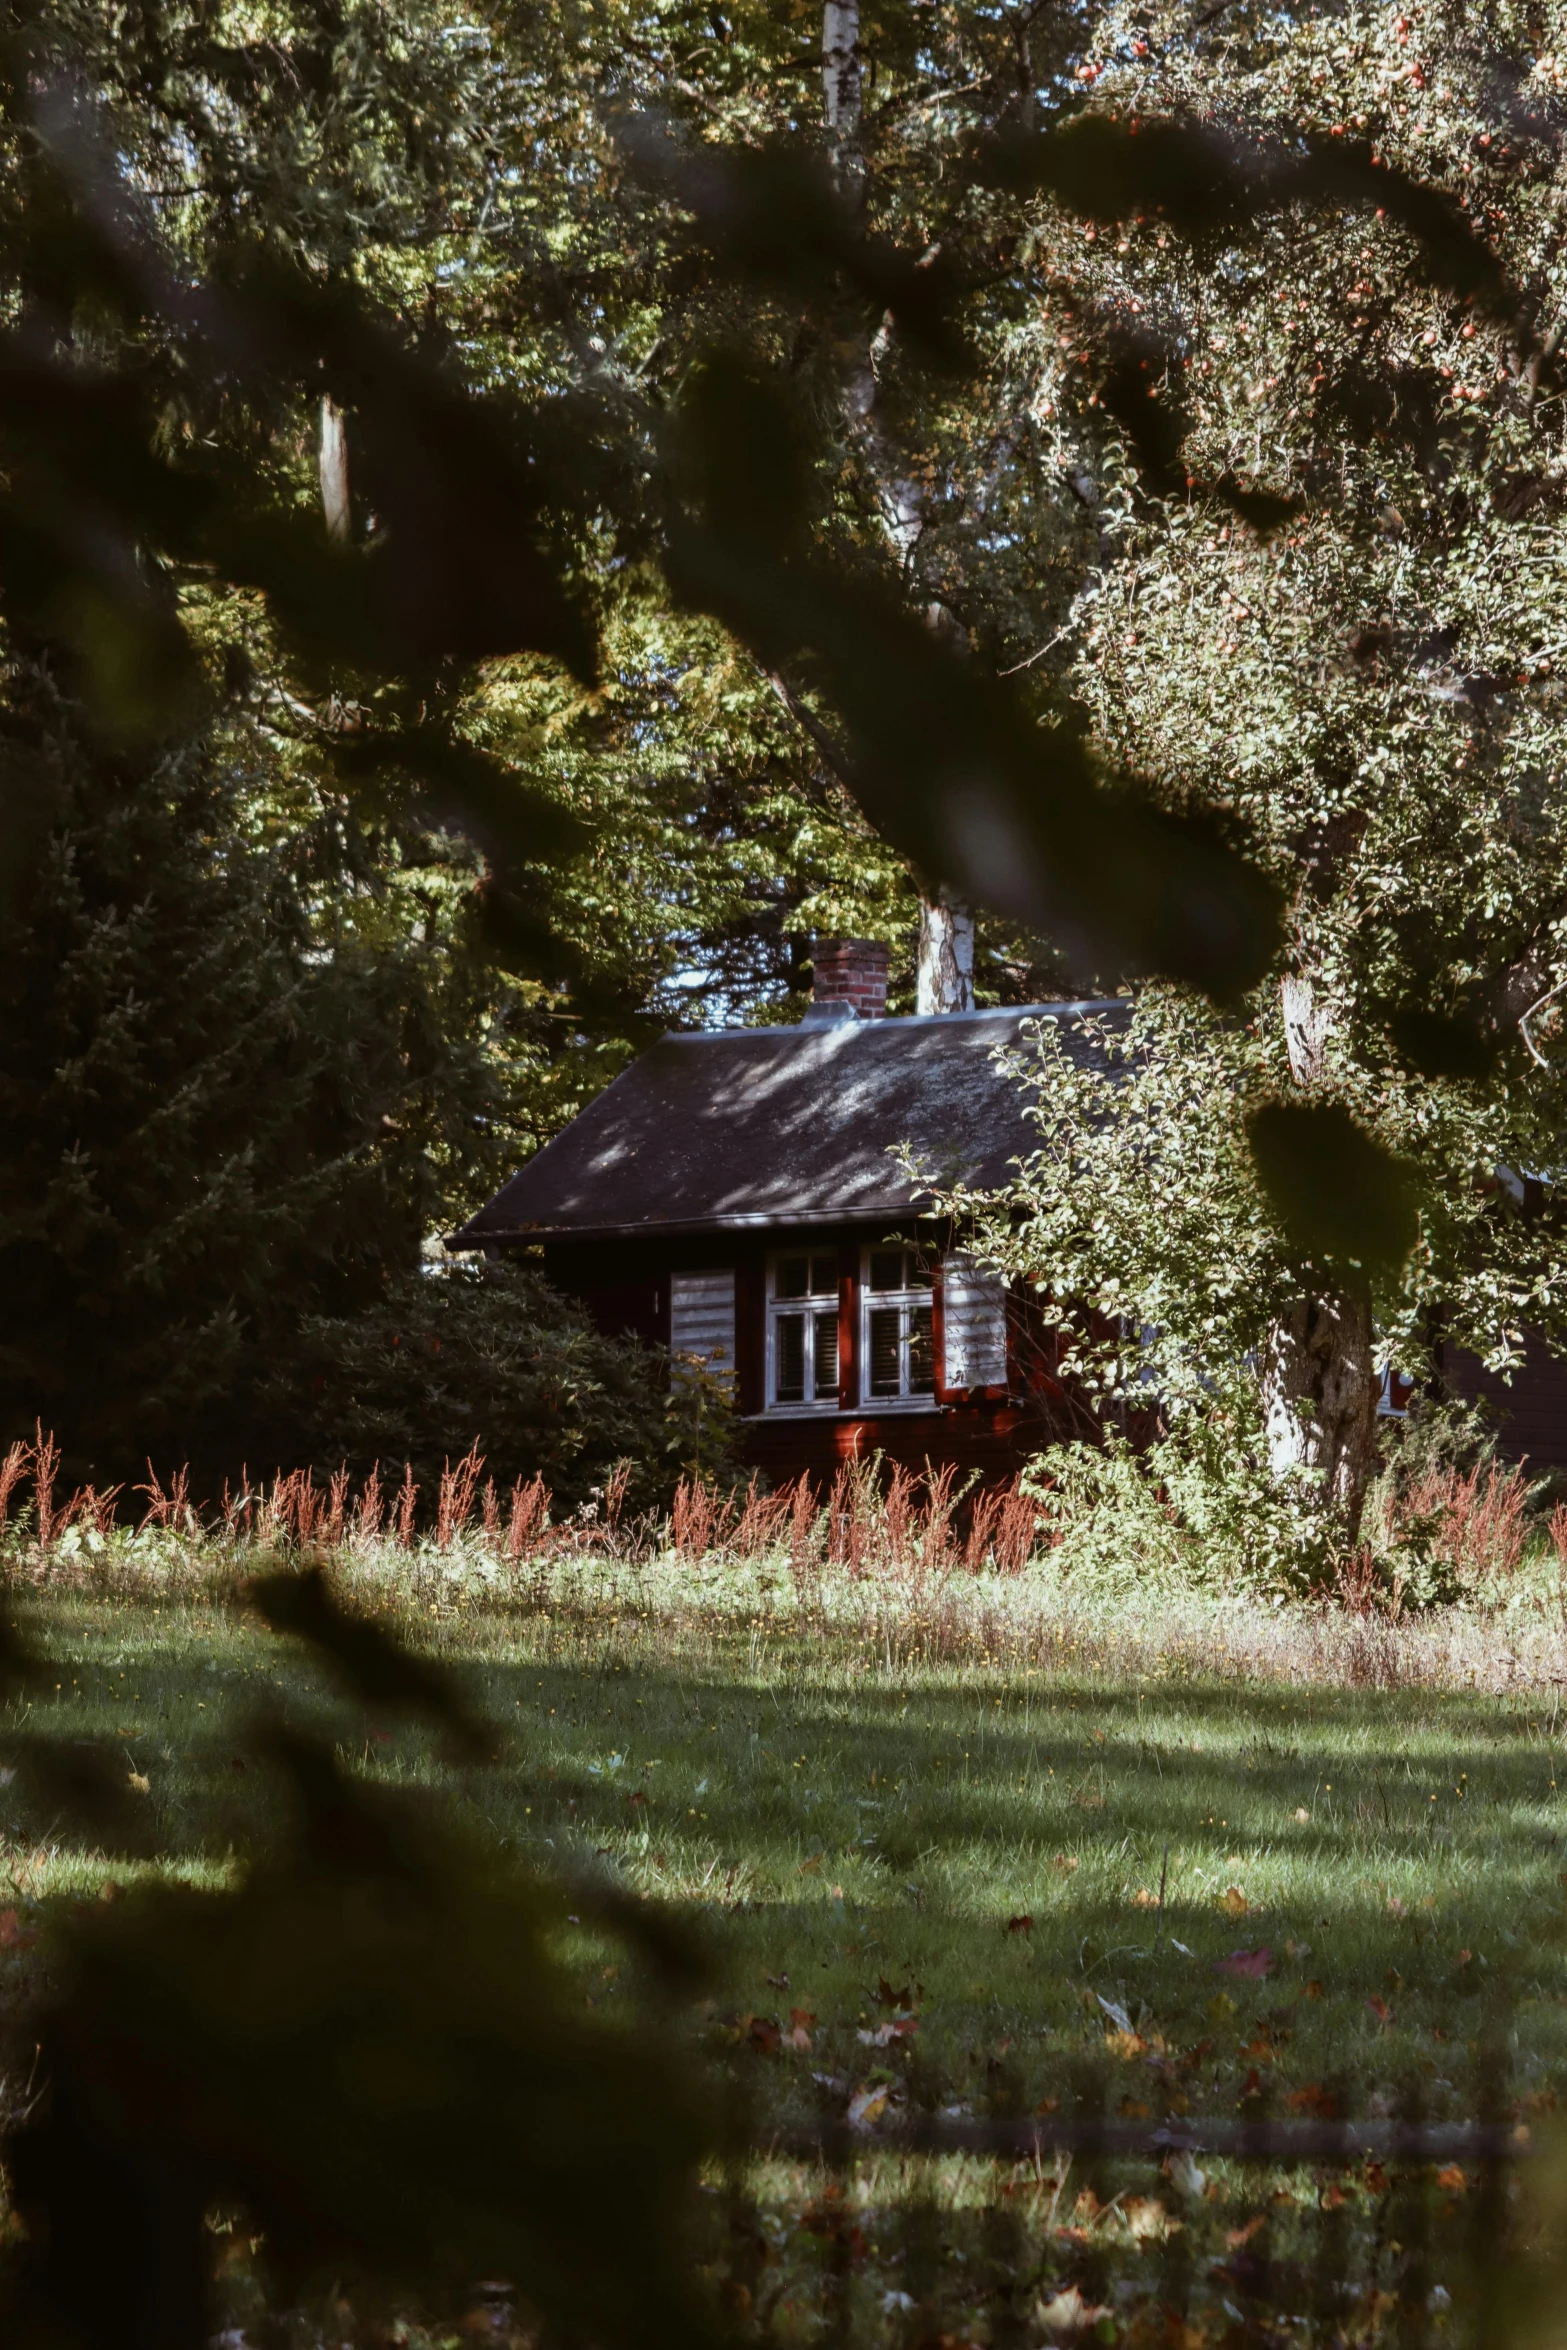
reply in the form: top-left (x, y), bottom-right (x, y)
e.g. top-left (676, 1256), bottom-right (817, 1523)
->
top-left (2, 1699), bottom-right (719, 2350)
top-left (1247, 1098), bottom-right (1419, 1273)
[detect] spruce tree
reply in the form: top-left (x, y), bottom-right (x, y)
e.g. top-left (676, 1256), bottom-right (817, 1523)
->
top-left (0, 659), bottom-right (430, 1479)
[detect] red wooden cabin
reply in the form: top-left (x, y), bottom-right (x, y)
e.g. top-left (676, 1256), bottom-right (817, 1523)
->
top-left (452, 945), bottom-right (1125, 1486)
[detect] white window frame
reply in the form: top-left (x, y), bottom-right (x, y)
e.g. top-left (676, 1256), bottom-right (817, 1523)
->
top-left (858, 1243), bottom-right (936, 1410)
top-left (765, 1249), bottom-right (842, 1413)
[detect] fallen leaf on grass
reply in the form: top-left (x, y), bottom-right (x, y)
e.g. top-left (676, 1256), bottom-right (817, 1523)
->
top-left (858, 2015), bottom-right (919, 2047)
top-left (847, 2081), bottom-right (892, 2130)
top-left (1436, 2165), bottom-right (1467, 2194)
top-left (1293, 1807), bottom-right (1310, 1823)
top-left (797, 1855), bottom-right (822, 1876)
top-left (1052, 1853), bottom-right (1079, 1875)
top-left (1132, 1887), bottom-right (1159, 1907)
top-left (1303, 1979), bottom-right (1324, 2000)
top-left (876, 1976), bottom-right (917, 2010)
top-left (1386, 1894), bottom-right (1406, 1917)
top-left (1225, 2216), bottom-right (1267, 2250)
top-left (1365, 1994), bottom-right (1393, 2024)
top-left (1035, 2284), bottom-right (1112, 2333)
top-left (1221, 1886), bottom-right (1249, 1918)
top-left (1005, 1913), bottom-right (1033, 1935)
top-left (1212, 1947), bottom-right (1274, 1978)
top-left (1166, 2149), bottom-right (1207, 2198)
top-left (1285, 2082), bottom-right (1338, 2118)
top-left (127, 1771), bottom-right (151, 1795)
top-left (1124, 2196), bottom-right (1172, 2240)
top-left (787, 2008), bottom-right (815, 2050)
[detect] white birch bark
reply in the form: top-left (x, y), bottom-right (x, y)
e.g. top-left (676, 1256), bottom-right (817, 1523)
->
top-left (822, 0), bottom-right (863, 195)
top-left (1262, 971), bottom-right (1379, 1540)
top-left (319, 393), bottom-right (351, 546)
top-left (916, 895), bottom-right (975, 1014)
top-left (821, 0), bottom-right (975, 997)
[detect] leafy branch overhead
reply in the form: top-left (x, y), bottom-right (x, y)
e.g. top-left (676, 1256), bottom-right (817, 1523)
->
top-left (5, 50), bottom-right (1547, 1009)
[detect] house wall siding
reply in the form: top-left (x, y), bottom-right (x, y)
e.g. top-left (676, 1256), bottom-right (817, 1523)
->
top-left (538, 1225), bottom-right (1105, 1489)
top-left (1439, 1332), bottom-right (1567, 1471)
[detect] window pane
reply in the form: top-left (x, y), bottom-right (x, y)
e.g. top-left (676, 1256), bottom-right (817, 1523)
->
top-left (908, 1305), bottom-right (934, 1393)
top-left (869, 1307), bottom-right (902, 1396)
top-left (775, 1313), bottom-right (806, 1400)
top-left (776, 1255), bottom-right (809, 1300)
top-left (906, 1253), bottom-right (933, 1291)
top-left (868, 1249), bottom-right (904, 1293)
top-left (813, 1310), bottom-right (839, 1399)
top-left (809, 1253), bottom-right (837, 1296)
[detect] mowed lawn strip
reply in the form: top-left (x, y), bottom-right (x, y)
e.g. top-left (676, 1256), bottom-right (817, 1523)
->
top-left (4, 1593), bottom-right (1566, 2127)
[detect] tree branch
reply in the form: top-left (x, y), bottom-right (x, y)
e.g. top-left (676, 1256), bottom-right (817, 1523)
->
top-left (765, 669), bottom-right (856, 787)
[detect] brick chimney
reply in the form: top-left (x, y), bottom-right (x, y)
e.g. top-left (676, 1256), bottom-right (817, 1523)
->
top-left (809, 937), bottom-right (889, 1021)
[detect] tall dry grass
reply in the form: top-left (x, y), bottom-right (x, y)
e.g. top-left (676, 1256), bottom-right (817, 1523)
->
top-left (5, 1428), bottom-right (1567, 1695)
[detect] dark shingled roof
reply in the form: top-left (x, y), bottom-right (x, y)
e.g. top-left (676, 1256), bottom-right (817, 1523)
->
top-left (453, 1000), bottom-right (1125, 1244)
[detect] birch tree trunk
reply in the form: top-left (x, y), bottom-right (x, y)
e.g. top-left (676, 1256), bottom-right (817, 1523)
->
top-left (820, 0), bottom-right (976, 996)
top-left (916, 894), bottom-right (975, 1014)
top-left (319, 393), bottom-right (351, 546)
top-left (822, 0), bottom-right (863, 195)
top-left (1261, 973), bottom-right (1380, 1542)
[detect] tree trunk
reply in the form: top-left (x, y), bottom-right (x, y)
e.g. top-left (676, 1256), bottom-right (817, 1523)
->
top-left (916, 894), bottom-right (975, 1014)
top-left (820, 0), bottom-right (976, 999)
top-left (1260, 1285), bottom-right (1379, 1542)
top-left (821, 0), bottom-right (863, 195)
top-left (319, 393), bottom-right (351, 546)
top-left (1264, 971), bottom-right (1379, 1541)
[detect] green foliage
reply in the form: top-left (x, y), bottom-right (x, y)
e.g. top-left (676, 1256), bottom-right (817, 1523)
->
top-left (986, 0), bottom-right (1567, 1447)
top-left (280, 1259), bottom-right (682, 1511)
top-left (1025, 1431), bottom-right (1335, 1595)
top-left (0, 660), bottom-right (461, 1481)
top-left (950, 988), bottom-right (1567, 1563)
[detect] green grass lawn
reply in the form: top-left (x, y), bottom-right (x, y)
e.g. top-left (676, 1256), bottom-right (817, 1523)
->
top-left (4, 1578), bottom-right (1565, 2344)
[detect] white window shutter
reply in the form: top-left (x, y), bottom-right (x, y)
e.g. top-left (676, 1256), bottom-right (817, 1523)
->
top-left (942, 1256), bottom-right (1008, 1391)
top-left (670, 1270), bottom-right (737, 1390)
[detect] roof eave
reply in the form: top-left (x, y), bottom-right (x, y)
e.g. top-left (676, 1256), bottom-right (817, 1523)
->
top-left (448, 1196), bottom-right (960, 1248)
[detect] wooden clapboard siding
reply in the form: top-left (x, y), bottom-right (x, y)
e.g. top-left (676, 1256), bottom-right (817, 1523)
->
top-left (1438, 1331), bottom-right (1567, 1471)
